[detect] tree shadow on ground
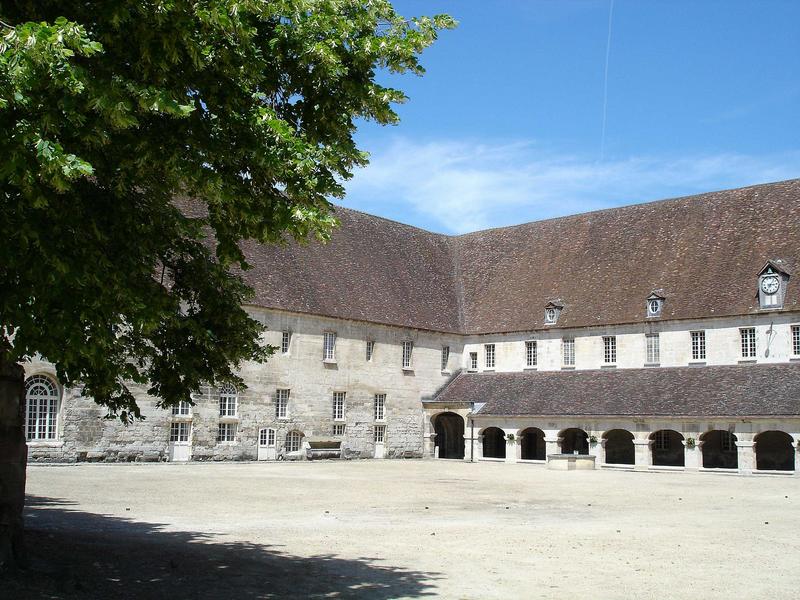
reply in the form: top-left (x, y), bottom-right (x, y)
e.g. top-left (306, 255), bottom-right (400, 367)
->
top-left (5, 495), bottom-right (441, 599)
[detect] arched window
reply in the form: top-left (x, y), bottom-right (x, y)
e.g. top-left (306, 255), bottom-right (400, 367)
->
top-left (286, 431), bottom-right (304, 453)
top-left (218, 384), bottom-right (238, 417)
top-left (25, 375), bottom-right (59, 440)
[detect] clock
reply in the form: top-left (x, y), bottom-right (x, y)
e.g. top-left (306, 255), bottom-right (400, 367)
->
top-left (761, 275), bottom-right (780, 295)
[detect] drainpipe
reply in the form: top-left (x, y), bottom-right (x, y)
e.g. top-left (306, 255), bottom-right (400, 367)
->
top-left (470, 402), bottom-right (475, 463)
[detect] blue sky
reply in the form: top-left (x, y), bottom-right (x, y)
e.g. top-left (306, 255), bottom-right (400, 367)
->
top-left (340, 0), bottom-right (800, 234)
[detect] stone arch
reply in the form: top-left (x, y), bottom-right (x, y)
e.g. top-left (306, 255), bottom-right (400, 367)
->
top-left (481, 427), bottom-right (506, 459)
top-left (519, 427), bottom-right (546, 460)
top-left (754, 431), bottom-right (795, 471)
top-left (700, 430), bottom-right (738, 469)
top-left (559, 428), bottom-right (588, 455)
top-left (650, 429), bottom-right (684, 467)
top-left (432, 412), bottom-right (465, 459)
top-left (603, 429), bottom-right (634, 465)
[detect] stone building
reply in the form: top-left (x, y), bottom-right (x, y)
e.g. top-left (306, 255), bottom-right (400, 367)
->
top-left (22, 179), bottom-right (800, 475)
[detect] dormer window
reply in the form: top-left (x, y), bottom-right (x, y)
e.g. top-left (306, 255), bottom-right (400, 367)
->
top-left (758, 261), bottom-right (788, 310)
top-left (544, 301), bottom-right (563, 325)
top-left (646, 292), bottom-right (664, 318)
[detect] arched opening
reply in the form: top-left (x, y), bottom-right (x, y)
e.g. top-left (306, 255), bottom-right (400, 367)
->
top-left (520, 427), bottom-right (546, 460)
top-left (24, 375), bottom-right (60, 441)
top-left (285, 430), bottom-right (304, 453)
top-left (755, 431), bottom-right (795, 471)
top-left (482, 427), bottom-right (506, 459)
top-left (650, 430), bottom-right (684, 467)
top-left (433, 412), bottom-right (465, 459)
top-left (603, 429), bottom-right (634, 465)
top-left (700, 430), bottom-right (738, 469)
top-left (559, 428), bottom-right (588, 455)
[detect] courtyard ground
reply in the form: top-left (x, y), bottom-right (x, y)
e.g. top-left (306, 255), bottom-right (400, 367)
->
top-left (8, 460), bottom-right (800, 599)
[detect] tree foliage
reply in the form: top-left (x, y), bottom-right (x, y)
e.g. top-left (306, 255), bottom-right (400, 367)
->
top-left (0, 1), bottom-right (454, 420)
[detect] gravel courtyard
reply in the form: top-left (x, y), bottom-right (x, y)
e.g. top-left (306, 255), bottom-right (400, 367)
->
top-left (11, 460), bottom-right (800, 599)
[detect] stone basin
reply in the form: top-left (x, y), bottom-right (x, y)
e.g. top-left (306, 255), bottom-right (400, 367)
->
top-left (547, 453), bottom-right (596, 470)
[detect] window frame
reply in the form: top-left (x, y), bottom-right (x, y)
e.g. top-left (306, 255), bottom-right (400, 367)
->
top-left (323, 331), bottom-right (337, 362)
top-left (285, 431), bottom-right (303, 453)
top-left (792, 325), bottom-right (800, 357)
top-left (484, 343), bottom-right (495, 369)
top-left (281, 331), bottom-right (291, 354)
top-left (468, 351), bottom-right (478, 371)
top-left (332, 423), bottom-right (346, 436)
top-left (562, 338), bottom-right (575, 367)
top-left (525, 340), bottom-right (537, 368)
top-left (441, 345), bottom-right (450, 372)
top-left (276, 388), bottom-right (290, 420)
top-left (24, 375), bottom-right (60, 441)
top-left (690, 330), bottom-right (707, 361)
top-left (374, 425), bottom-right (386, 444)
top-left (603, 336), bottom-right (617, 364)
top-left (374, 393), bottom-right (386, 422)
top-left (366, 340), bottom-right (375, 362)
top-left (332, 391), bottom-right (346, 421)
top-left (402, 340), bottom-right (413, 369)
top-left (218, 384), bottom-right (238, 418)
top-left (740, 327), bottom-right (757, 359)
top-left (170, 421), bottom-right (191, 443)
top-left (645, 333), bottom-right (660, 364)
top-left (217, 422), bottom-right (237, 443)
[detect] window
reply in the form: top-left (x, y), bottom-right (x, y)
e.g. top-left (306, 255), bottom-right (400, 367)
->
top-left (25, 375), bottom-right (59, 441)
top-left (172, 401), bottom-right (192, 416)
top-left (441, 346), bottom-right (450, 371)
top-left (647, 298), bottom-right (663, 317)
top-left (545, 308), bottom-right (557, 324)
top-left (276, 389), bottom-right (289, 419)
top-left (525, 341), bottom-right (537, 367)
top-left (402, 341), bottom-right (413, 369)
top-left (259, 428), bottom-right (276, 447)
top-left (323, 332), bottom-right (336, 361)
top-left (562, 338), bottom-right (575, 366)
top-left (170, 422), bottom-right (190, 443)
top-left (654, 430), bottom-right (670, 451)
top-left (374, 425), bottom-right (386, 444)
top-left (603, 336), bottom-right (617, 364)
top-left (740, 328), bottom-right (756, 358)
top-left (484, 344), bottom-right (495, 369)
top-left (792, 325), bottom-right (800, 356)
top-left (218, 384), bottom-right (238, 417)
top-left (286, 431), bottom-right (303, 453)
top-left (332, 391), bottom-right (346, 421)
top-left (469, 352), bottom-right (478, 371)
top-left (721, 432), bottom-right (736, 452)
top-left (374, 394), bottom-right (386, 421)
top-left (366, 340), bottom-right (375, 361)
top-left (217, 423), bottom-right (237, 442)
top-left (691, 331), bottom-right (706, 361)
top-left (281, 331), bottom-right (291, 354)
top-left (645, 333), bottom-right (660, 364)
top-left (332, 423), bottom-right (346, 436)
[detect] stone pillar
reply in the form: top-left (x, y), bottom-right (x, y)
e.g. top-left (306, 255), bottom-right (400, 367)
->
top-left (735, 440), bottom-right (755, 475)
top-left (0, 359), bottom-right (27, 571)
top-left (590, 436), bottom-right (604, 466)
top-left (544, 436), bottom-right (560, 458)
top-left (477, 434), bottom-right (484, 460)
top-left (633, 439), bottom-right (652, 471)
top-left (425, 432), bottom-right (437, 459)
top-left (794, 439), bottom-right (800, 477)
top-left (684, 439), bottom-right (701, 471)
top-left (504, 431), bottom-right (517, 464)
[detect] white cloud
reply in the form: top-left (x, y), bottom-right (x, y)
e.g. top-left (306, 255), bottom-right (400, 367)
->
top-left (341, 138), bottom-right (800, 234)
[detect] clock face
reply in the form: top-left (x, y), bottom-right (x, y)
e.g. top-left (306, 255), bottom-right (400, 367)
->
top-left (761, 276), bottom-right (780, 295)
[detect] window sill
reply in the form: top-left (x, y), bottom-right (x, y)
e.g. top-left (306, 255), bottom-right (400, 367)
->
top-left (738, 359), bottom-right (757, 364)
top-left (27, 440), bottom-right (64, 448)
top-left (219, 416), bottom-right (239, 422)
top-left (441, 370), bottom-right (451, 375)
top-left (322, 358), bottom-right (337, 365)
top-left (171, 415), bottom-right (193, 422)
top-left (644, 363), bottom-right (660, 368)
top-left (688, 361), bottom-right (707, 366)
top-left (216, 441), bottom-right (239, 445)
top-left (467, 369), bottom-right (478, 373)
top-left (790, 357), bottom-right (800, 362)
top-left (484, 368), bottom-right (495, 372)
top-left (523, 367), bottom-right (538, 371)
top-left (401, 367), bottom-right (414, 372)
top-left (601, 364), bottom-right (617, 369)
top-left (561, 365), bottom-right (576, 370)
top-left (276, 417), bottom-right (289, 421)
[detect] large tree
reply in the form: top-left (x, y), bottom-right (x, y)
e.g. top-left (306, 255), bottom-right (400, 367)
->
top-left (0, 0), bottom-right (454, 569)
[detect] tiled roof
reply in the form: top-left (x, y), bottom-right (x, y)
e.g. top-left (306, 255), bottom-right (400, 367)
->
top-left (434, 364), bottom-right (800, 417)
top-left (236, 178), bottom-right (800, 333)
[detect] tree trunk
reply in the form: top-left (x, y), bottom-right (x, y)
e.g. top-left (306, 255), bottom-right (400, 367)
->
top-left (0, 357), bottom-right (27, 571)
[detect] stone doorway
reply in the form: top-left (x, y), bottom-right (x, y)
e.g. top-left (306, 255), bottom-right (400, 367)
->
top-left (433, 412), bottom-right (465, 459)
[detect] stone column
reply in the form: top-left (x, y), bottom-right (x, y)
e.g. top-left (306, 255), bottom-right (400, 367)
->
top-left (544, 436), bottom-right (560, 458)
top-left (735, 440), bottom-right (755, 476)
top-left (633, 439), bottom-right (652, 471)
top-left (426, 432), bottom-right (437, 459)
top-left (794, 439), bottom-right (800, 477)
top-left (590, 436), bottom-right (604, 466)
top-left (504, 431), bottom-right (517, 464)
top-left (477, 434), bottom-right (484, 460)
top-left (684, 439), bottom-right (701, 471)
